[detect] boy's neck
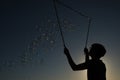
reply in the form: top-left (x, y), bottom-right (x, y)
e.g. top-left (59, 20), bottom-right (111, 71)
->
top-left (91, 58), bottom-right (100, 61)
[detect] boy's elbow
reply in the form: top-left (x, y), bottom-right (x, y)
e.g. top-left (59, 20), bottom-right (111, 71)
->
top-left (71, 65), bottom-right (79, 71)
top-left (71, 64), bottom-right (86, 71)
top-left (72, 68), bottom-right (78, 71)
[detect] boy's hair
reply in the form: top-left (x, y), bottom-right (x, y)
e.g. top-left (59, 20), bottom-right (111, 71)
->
top-left (91, 43), bottom-right (106, 58)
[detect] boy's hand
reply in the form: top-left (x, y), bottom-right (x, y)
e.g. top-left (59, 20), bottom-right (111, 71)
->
top-left (64, 47), bottom-right (70, 56)
top-left (84, 47), bottom-right (89, 55)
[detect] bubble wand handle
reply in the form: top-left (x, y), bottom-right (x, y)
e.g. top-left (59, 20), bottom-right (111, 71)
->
top-left (53, 0), bottom-right (66, 47)
top-left (85, 18), bottom-right (91, 48)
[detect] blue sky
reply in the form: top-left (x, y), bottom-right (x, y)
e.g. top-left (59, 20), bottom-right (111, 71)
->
top-left (0, 0), bottom-right (120, 80)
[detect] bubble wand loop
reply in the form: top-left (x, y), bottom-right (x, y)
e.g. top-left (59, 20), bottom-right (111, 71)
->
top-left (53, 0), bottom-right (92, 48)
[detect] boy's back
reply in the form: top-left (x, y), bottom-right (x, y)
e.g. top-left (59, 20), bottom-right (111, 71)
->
top-left (87, 60), bottom-right (106, 80)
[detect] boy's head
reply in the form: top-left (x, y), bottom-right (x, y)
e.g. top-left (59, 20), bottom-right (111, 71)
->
top-left (89, 43), bottom-right (106, 59)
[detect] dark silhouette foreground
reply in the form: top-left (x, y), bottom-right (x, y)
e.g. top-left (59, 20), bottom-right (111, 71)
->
top-left (64, 43), bottom-right (106, 80)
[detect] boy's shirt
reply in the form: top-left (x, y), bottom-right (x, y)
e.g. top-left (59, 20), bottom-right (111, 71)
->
top-left (86, 60), bottom-right (106, 80)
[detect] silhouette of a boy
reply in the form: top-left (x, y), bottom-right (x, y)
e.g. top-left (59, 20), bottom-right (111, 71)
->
top-left (64, 43), bottom-right (106, 80)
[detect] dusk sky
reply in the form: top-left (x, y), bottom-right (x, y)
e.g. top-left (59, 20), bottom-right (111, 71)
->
top-left (0, 0), bottom-right (120, 80)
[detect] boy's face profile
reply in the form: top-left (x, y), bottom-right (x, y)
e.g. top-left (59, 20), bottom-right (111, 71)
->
top-left (88, 43), bottom-right (106, 59)
top-left (89, 46), bottom-right (98, 59)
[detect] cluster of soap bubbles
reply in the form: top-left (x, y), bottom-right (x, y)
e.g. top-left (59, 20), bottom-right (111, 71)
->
top-left (0, 19), bottom-right (78, 70)
top-left (20, 19), bottom-right (77, 64)
top-left (20, 19), bottom-right (78, 64)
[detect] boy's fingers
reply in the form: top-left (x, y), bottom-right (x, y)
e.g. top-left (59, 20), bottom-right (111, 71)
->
top-left (84, 48), bottom-right (88, 53)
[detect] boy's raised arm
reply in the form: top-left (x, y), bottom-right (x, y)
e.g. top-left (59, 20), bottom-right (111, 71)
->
top-left (64, 47), bottom-right (88, 71)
